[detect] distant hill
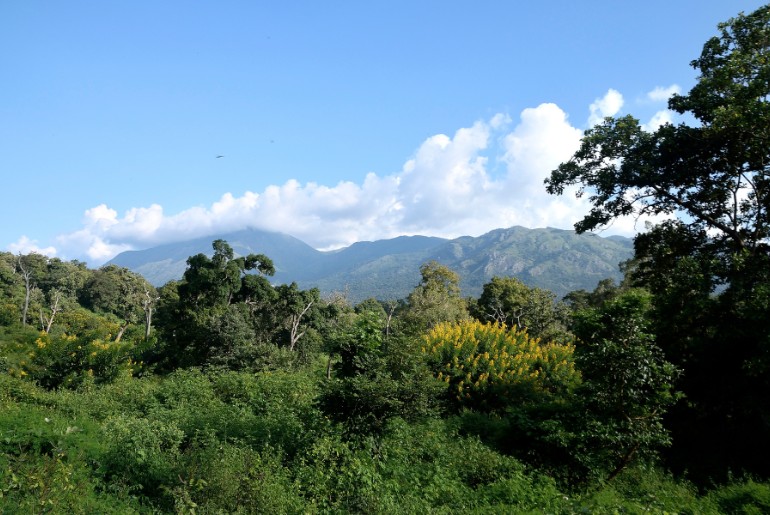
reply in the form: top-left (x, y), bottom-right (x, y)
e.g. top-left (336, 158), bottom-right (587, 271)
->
top-left (108, 227), bottom-right (633, 302)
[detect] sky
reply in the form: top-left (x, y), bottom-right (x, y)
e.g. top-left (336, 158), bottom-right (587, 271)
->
top-left (2, 1), bottom-right (767, 266)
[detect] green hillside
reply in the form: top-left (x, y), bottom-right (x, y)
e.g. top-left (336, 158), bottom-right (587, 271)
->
top-left (108, 226), bottom-right (633, 301)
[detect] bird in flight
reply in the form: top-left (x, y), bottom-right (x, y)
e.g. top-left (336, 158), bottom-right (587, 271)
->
top-left (216, 155), bottom-right (224, 158)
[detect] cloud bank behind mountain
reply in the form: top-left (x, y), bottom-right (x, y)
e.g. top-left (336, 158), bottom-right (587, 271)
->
top-left (9, 88), bottom-right (679, 265)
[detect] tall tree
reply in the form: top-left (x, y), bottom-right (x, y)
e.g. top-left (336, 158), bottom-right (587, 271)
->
top-left (474, 276), bottom-right (569, 341)
top-left (155, 240), bottom-right (278, 368)
top-left (15, 253), bottom-right (48, 326)
top-left (400, 261), bottom-right (468, 334)
top-left (546, 5), bottom-right (770, 266)
top-left (571, 290), bottom-right (680, 482)
top-left (81, 264), bottom-right (157, 342)
top-left (546, 5), bottom-right (770, 481)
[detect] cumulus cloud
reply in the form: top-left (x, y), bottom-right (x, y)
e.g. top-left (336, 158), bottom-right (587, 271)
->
top-left (643, 110), bottom-right (676, 132)
top-left (588, 89), bottom-right (624, 126)
top-left (647, 84), bottom-right (681, 102)
top-left (7, 236), bottom-right (58, 258)
top-left (49, 92), bottom-right (668, 265)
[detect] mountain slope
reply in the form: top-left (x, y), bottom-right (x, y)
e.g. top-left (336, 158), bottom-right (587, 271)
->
top-left (108, 227), bottom-right (633, 301)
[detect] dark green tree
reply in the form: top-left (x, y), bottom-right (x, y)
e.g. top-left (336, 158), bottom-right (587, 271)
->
top-left (318, 310), bottom-right (443, 436)
top-left (155, 240), bottom-right (275, 368)
top-left (473, 276), bottom-right (570, 341)
top-left (178, 239), bottom-right (274, 310)
top-left (546, 5), bottom-right (770, 480)
top-left (571, 290), bottom-right (680, 481)
top-left (400, 261), bottom-right (468, 334)
top-left (80, 264), bottom-right (157, 341)
top-left (563, 278), bottom-right (621, 313)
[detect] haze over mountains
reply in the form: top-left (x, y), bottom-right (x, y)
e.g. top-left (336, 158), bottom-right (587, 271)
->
top-left (108, 226), bottom-right (633, 302)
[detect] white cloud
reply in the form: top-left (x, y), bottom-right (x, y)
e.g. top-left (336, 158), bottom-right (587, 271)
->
top-left (500, 103), bottom-right (587, 228)
top-left (643, 109), bottom-right (675, 132)
top-left (647, 84), bottom-right (681, 102)
top-left (588, 89), bottom-right (624, 126)
top-left (6, 236), bottom-right (57, 258)
top-left (51, 91), bottom-right (665, 266)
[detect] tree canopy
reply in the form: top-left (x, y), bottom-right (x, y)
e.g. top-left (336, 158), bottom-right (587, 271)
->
top-left (546, 5), bottom-right (770, 263)
top-left (547, 4), bottom-right (770, 482)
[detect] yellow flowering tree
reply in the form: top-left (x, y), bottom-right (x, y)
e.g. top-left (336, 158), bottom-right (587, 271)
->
top-left (22, 332), bottom-right (140, 389)
top-left (423, 320), bottom-right (579, 411)
top-left (18, 309), bottom-right (144, 389)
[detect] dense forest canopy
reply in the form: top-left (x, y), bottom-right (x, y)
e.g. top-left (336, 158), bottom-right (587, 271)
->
top-left (2, 5), bottom-right (770, 513)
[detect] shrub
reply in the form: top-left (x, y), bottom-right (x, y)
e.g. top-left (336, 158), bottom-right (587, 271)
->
top-left (174, 437), bottom-right (304, 513)
top-left (22, 332), bottom-right (139, 389)
top-left (100, 414), bottom-right (184, 502)
top-left (707, 479), bottom-right (770, 514)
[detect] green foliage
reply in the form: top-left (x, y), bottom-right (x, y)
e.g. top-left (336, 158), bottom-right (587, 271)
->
top-left (573, 466), bottom-right (716, 514)
top-left (294, 417), bottom-right (570, 513)
top-left (1, 453), bottom-right (143, 514)
top-left (22, 331), bottom-right (139, 389)
top-left (100, 414), bottom-right (184, 502)
top-left (571, 289), bottom-right (680, 481)
top-left (706, 479), bottom-right (770, 515)
top-left (319, 310), bottom-right (443, 435)
top-left (400, 260), bottom-right (469, 334)
top-left (11, 306), bottom-right (148, 389)
top-left (474, 275), bottom-right (572, 341)
top-left (547, 4), bottom-right (770, 483)
top-left (173, 437), bottom-right (304, 513)
top-left (0, 378), bottom-right (143, 513)
top-left (153, 240), bottom-right (328, 371)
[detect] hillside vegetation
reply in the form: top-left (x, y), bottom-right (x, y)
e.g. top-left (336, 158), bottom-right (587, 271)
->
top-left (3, 5), bottom-right (770, 512)
top-left (108, 226), bottom-right (633, 301)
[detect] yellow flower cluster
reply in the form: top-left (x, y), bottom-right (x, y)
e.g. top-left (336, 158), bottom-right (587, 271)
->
top-left (90, 340), bottom-right (111, 352)
top-left (423, 320), bottom-right (579, 406)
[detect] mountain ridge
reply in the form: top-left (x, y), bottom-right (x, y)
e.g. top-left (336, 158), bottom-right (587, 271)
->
top-left (108, 226), bottom-right (633, 302)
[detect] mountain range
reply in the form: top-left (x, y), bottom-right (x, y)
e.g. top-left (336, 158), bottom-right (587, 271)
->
top-left (108, 226), bottom-right (634, 303)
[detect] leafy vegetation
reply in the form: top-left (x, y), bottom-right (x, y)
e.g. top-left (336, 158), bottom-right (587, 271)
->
top-left (2, 4), bottom-right (770, 512)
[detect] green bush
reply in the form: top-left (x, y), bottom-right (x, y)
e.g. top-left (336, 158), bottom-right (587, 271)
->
top-left (707, 479), bottom-right (770, 514)
top-left (293, 417), bottom-right (570, 513)
top-left (22, 332), bottom-right (139, 389)
top-left (1, 453), bottom-right (143, 514)
top-left (100, 414), bottom-right (184, 503)
top-left (174, 436), bottom-right (304, 513)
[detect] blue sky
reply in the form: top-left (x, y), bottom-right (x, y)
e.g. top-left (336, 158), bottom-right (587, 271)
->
top-left (2, 1), bottom-right (767, 265)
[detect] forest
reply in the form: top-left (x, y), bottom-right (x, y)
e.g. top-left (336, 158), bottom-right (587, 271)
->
top-left (2, 5), bottom-right (770, 513)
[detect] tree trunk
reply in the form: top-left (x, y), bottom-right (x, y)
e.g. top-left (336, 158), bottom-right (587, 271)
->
top-left (289, 300), bottom-right (313, 351)
top-left (606, 442), bottom-right (640, 482)
top-left (115, 324), bottom-right (128, 343)
top-left (39, 290), bottom-right (62, 334)
top-left (17, 255), bottom-right (32, 326)
top-left (143, 290), bottom-right (157, 340)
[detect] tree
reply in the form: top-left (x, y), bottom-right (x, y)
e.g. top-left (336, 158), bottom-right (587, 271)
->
top-left (545, 5), bottom-right (770, 266)
top-left (156, 240), bottom-right (275, 369)
top-left (15, 253), bottom-right (47, 326)
top-left (571, 290), bottom-right (680, 481)
top-left (276, 283), bottom-right (319, 352)
top-left (319, 309), bottom-right (443, 436)
top-left (563, 278), bottom-right (621, 313)
top-left (423, 320), bottom-right (579, 413)
top-left (177, 239), bottom-right (275, 310)
top-left (81, 265), bottom-right (157, 342)
top-left (400, 261), bottom-right (469, 334)
top-left (546, 5), bottom-right (770, 481)
top-left (473, 276), bottom-right (570, 341)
